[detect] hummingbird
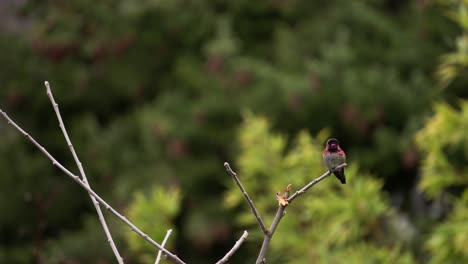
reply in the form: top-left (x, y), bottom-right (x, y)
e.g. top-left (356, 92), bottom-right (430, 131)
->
top-left (322, 138), bottom-right (346, 184)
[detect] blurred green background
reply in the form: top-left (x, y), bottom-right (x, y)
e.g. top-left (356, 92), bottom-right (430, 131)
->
top-left (1, 0), bottom-right (468, 263)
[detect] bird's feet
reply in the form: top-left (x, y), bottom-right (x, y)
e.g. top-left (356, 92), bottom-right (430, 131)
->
top-left (331, 163), bottom-right (347, 173)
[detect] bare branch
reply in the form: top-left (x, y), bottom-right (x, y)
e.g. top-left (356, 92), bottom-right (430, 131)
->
top-left (256, 186), bottom-right (290, 264)
top-left (288, 163), bottom-right (347, 203)
top-left (227, 162), bottom-right (348, 263)
top-left (224, 162), bottom-right (268, 235)
top-left (155, 229), bottom-right (173, 264)
top-left (45, 81), bottom-right (124, 264)
top-left (215, 231), bottom-right (249, 264)
top-left (0, 108), bottom-right (186, 264)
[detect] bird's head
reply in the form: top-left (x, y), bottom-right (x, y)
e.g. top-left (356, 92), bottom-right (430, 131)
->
top-left (326, 138), bottom-right (339, 152)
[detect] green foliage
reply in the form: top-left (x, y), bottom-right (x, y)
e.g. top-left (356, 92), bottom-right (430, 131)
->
top-left (426, 191), bottom-right (468, 264)
top-left (437, 0), bottom-right (468, 86)
top-left (124, 186), bottom-right (181, 263)
top-left (417, 2), bottom-right (468, 263)
top-left (416, 102), bottom-right (468, 263)
top-left (325, 243), bottom-right (415, 264)
top-left (416, 102), bottom-right (468, 197)
top-left (225, 114), bottom-right (414, 263)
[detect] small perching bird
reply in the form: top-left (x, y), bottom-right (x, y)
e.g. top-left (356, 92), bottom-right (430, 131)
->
top-left (322, 138), bottom-right (346, 184)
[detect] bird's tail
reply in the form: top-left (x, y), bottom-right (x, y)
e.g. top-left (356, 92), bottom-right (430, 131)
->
top-left (334, 169), bottom-right (346, 184)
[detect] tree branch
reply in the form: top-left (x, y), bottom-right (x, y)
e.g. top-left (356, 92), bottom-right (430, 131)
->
top-left (215, 231), bottom-right (249, 264)
top-left (226, 162), bottom-right (348, 263)
top-left (224, 162), bottom-right (269, 235)
top-left (155, 229), bottom-right (173, 264)
top-left (288, 163), bottom-right (347, 203)
top-left (256, 188), bottom-right (290, 264)
top-left (44, 81), bottom-right (124, 264)
top-left (0, 108), bottom-right (186, 264)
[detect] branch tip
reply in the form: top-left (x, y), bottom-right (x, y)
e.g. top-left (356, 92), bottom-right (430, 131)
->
top-left (215, 230), bottom-right (249, 264)
top-left (155, 229), bottom-right (173, 264)
top-left (224, 162), bottom-right (268, 235)
top-left (44, 81), bottom-right (51, 93)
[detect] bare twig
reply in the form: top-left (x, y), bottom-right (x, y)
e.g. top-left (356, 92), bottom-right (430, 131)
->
top-left (155, 229), bottom-right (173, 264)
top-left (215, 231), bottom-right (249, 264)
top-left (288, 163), bottom-right (347, 203)
top-left (256, 187), bottom-right (290, 264)
top-left (224, 162), bottom-right (268, 235)
top-left (0, 109), bottom-right (186, 264)
top-left (44, 81), bottom-right (124, 264)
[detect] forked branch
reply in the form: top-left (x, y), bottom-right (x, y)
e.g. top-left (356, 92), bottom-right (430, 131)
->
top-left (0, 109), bottom-right (186, 264)
top-left (225, 162), bottom-right (348, 263)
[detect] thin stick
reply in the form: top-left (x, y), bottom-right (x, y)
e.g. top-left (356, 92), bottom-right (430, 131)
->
top-left (288, 163), bottom-right (347, 203)
top-left (0, 108), bottom-right (186, 264)
top-left (155, 229), bottom-right (173, 264)
top-left (45, 81), bottom-right (124, 264)
top-left (215, 231), bottom-right (249, 264)
top-left (255, 190), bottom-right (289, 264)
top-left (224, 162), bottom-right (269, 235)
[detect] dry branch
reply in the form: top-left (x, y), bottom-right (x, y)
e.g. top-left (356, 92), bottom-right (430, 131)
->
top-left (155, 229), bottom-right (173, 264)
top-left (225, 162), bottom-right (348, 263)
top-left (0, 108), bottom-right (186, 264)
top-left (224, 162), bottom-right (268, 235)
top-left (1, 82), bottom-right (278, 264)
top-left (45, 81), bottom-right (124, 264)
top-left (256, 186), bottom-right (290, 263)
top-left (288, 163), bottom-right (347, 203)
top-left (215, 231), bottom-right (249, 264)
